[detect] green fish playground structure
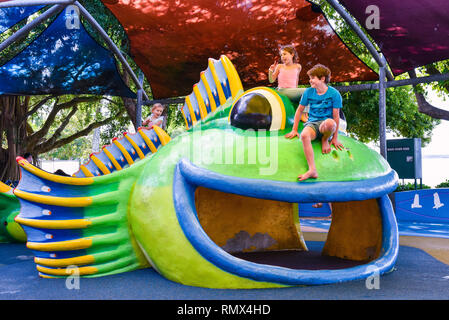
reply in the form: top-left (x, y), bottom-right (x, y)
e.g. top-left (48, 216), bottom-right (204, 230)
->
top-left (0, 0), bottom-right (448, 300)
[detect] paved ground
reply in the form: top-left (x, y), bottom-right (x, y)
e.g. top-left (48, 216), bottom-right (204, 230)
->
top-left (1, 237), bottom-right (448, 301)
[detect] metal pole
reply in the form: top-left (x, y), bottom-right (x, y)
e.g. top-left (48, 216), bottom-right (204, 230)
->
top-left (379, 64), bottom-right (387, 159)
top-left (0, 0), bottom-right (74, 8)
top-left (0, 4), bottom-right (67, 52)
top-left (333, 82), bottom-right (379, 92)
top-left (136, 71), bottom-right (144, 128)
top-left (74, 1), bottom-right (149, 101)
top-left (326, 0), bottom-right (394, 81)
top-left (386, 72), bottom-right (449, 89)
top-left (143, 97), bottom-right (185, 106)
top-left (332, 72), bottom-right (449, 92)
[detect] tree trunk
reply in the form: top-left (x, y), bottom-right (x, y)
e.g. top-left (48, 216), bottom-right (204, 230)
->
top-left (1, 94), bottom-right (126, 183)
top-left (408, 69), bottom-right (449, 121)
top-left (0, 95), bottom-right (29, 182)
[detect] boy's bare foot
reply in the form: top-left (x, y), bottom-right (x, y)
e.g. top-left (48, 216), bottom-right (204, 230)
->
top-left (312, 203), bottom-right (323, 208)
top-left (321, 138), bottom-right (331, 154)
top-left (298, 169), bottom-right (318, 181)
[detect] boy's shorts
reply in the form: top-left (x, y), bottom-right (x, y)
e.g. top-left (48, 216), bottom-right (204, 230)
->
top-left (304, 120), bottom-right (325, 140)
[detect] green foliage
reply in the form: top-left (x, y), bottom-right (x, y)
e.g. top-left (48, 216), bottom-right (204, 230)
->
top-left (165, 104), bottom-right (186, 136)
top-left (0, 6), bottom-right (57, 66)
top-left (436, 179), bottom-right (449, 188)
top-left (394, 179), bottom-right (449, 191)
top-left (426, 60), bottom-right (449, 96)
top-left (395, 182), bottom-right (431, 192)
top-left (342, 86), bottom-right (440, 145)
top-left (99, 114), bottom-right (130, 146)
top-left (43, 135), bottom-right (91, 160)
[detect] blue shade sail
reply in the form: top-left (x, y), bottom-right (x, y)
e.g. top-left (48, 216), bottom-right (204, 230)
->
top-left (0, 8), bottom-right (136, 97)
top-left (0, 5), bottom-right (44, 34)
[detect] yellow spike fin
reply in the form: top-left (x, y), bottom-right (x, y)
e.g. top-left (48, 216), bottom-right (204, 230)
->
top-left (90, 154), bottom-right (111, 175)
top-left (35, 255), bottom-right (95, 268)
top-left (200, 72), bottom-right (217, 112)
top-left (17, 158), bottom-right (94, 185)
top-left (208, 58), bottom-right (227, 105)
top-left (80, 165), bottom-right (95, 177)
top-left (27, 238), bottom-right (92, 251)
top-left (220, 55), bottom-right (243, 98)
top-left (193, 84), bottom-right (208, 119)
top-left (14, 189), bottom-right (92, 207)
top-left (36, 264), bottom-right (98, 276)
top-left (15, 217), bottom-right (91, 229)
top-left (185, 96), bottom-right (198, 124)
top-left (102, 147), bottom-right (122, 171)
top-left (124, 133), bottom-right (145, 160)
top-left (152, 125), bottom-right (171, 146)
top-left (112, 139), bottom-right (134, 165)
top-left (138, 129), bottom-right (158, 153)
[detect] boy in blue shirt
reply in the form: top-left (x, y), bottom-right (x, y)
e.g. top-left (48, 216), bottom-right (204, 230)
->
top-left (285, 64), bottom-right (344, 181)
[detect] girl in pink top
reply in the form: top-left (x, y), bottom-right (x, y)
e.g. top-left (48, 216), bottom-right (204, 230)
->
top-left (268, 45), bottom-right (308, 118)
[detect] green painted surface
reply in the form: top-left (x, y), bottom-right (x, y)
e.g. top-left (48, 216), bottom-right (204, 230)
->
top-left (0, 189), bottom-right (25, 243)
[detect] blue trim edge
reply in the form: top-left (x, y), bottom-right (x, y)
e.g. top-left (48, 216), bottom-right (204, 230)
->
top-left (173, 158), bottom-right (399, 286)
top-left (178, 158), bottom-right (398, 203)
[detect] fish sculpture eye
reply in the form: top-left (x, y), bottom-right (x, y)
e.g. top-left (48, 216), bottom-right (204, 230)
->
top-left (229, 92), bottom-right (273, 130)
top-left (229, 87), bottom-right (287, 131)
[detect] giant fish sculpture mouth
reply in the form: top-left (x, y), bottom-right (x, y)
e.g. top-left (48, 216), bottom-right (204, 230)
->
top-left (172, 157), bottom-right (399, 286)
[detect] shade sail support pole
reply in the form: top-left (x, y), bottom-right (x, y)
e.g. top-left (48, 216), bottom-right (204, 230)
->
top-left (333, 72), bottom-right (449, 93)
top-left (0, 3), bottom-right (69, 53)
top-left (136, 71), bottom-right (144, 128)
top-left (0, 0), bottom-right (74, 8)
top-left (378, 64), bottom-right (387, 159)
top-left (325, 0), bottom-right (394, 81)
top-left (326, 0), bottom-right (391, 160)
top-left (74, 1), bottom-right (149, 101)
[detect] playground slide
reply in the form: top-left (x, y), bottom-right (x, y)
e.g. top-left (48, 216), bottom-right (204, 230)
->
top-left (13, 56), bottom-right (400, 288)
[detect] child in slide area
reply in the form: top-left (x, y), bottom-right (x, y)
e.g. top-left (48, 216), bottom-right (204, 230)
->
top-left (268, 45), bottom-right (308, 122)
top-left (142, 103), bottom-right (165, 128)
top-left (285, 64), bottom-right (344, 182)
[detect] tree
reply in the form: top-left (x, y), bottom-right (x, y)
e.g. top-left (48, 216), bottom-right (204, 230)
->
top-left (0, 95), bottom-right (125, 181)
top-left (342, 87), bottom-right (439, 145)
top-left (409, 62), bottom-right (449, 120)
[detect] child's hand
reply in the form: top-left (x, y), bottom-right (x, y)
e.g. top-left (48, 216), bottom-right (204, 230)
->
top-left (269, 59), bottom-right (278, 72)
top-left (285, 130), bottom-right (300, 139)
top-left (331, 138), bottom-right (344, 150)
